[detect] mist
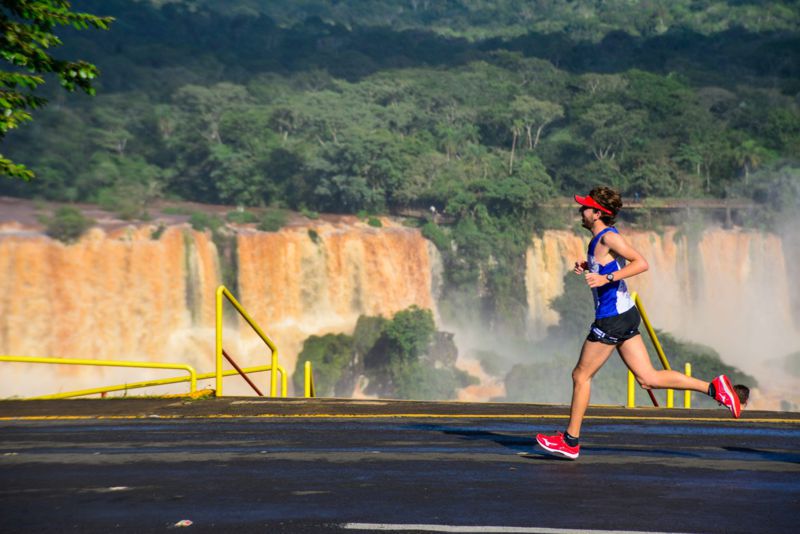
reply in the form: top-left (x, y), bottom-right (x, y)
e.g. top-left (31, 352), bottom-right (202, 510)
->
top-left (445, 219), bottom-right (800, 411)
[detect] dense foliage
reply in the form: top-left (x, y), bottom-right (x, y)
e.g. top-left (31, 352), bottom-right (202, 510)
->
top-left (2, 0), bottom-right (797, 207)
top-left (143, 1), bottom-right (800, 41)
top-left (290, 333), bottom-right (353, 397)
top-left (40, 204), bottom-right (93, 243)
top-left (292, 306), bottom-right (475, 399)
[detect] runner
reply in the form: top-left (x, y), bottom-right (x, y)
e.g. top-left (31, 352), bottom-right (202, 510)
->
top-left (536, 187), bottom-right (749, 460)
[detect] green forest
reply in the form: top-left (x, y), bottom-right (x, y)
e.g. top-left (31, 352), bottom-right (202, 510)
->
top-left (3, 0), bottom-right (798, 211)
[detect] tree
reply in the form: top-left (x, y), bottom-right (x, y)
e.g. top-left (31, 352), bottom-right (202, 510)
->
top-left (511, 95), bottom-right (564, 150)
top-left (382, 306), bottom-right (436, 363)
top-left (732, 138), bottom-right (771, 185)
top-left (359, 306), bottom-right (474, 400)
top-left (207, 143), bottom-right (261, 206)
top-left (172, 83), bottom-right (251, 145)
top-left (164, 83), bottom-right (252, 202)
top-left (41, 205), bottom-right (93, 243)
top-left (577, 102), bottom-right (646, 162)
top-left (1, 0), bottom-right (113, 179)
top-left (691, 132), bottom-right (730, 194)
top-left (292, 333), bottom-right (353, 397)
top-left (579, 73), bottom-right (628, 98)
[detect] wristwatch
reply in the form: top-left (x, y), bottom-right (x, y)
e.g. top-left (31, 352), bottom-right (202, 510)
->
top-left (606, 273), bottom-right (615, 282)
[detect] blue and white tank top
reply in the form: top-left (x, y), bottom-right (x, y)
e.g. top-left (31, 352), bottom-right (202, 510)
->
top-left (587, 227), bottom-right (634, 319)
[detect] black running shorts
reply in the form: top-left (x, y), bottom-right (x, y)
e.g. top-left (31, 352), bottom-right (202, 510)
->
top-left (587, 305), bottom-right (641, 345)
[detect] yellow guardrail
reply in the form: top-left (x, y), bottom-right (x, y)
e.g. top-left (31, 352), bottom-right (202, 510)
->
top-left (627, 292), bottom-right (680, 408)
top-left (216, 285), bottom-right (286, 398)
top-left (0, 356), bottom-right (197, 399)
top-left (626, 293), bottom-right (694, 409)
top-left (49, 365), bottom-right (278, 399)
top-left (304, 361), bottom-right (316, 398)
top-left (632, 292), bottom-right (671, 371)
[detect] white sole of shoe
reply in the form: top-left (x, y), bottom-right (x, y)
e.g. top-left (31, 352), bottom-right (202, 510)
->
top-left (536, 439), bottom-right (579, 460)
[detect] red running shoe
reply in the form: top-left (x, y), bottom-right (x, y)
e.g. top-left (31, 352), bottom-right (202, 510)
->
top-left (712, 375), bottom-right (741, 418)
top-left (536, 431), bottom-right (580, 460)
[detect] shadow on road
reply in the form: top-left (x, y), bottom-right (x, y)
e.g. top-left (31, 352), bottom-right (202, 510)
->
top-left (404, 424), bottom-right (572, 461)
top-left (723, 446), bottom-right (800, 464)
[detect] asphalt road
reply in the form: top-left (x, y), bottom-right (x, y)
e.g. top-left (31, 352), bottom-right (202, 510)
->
top-left (0, 399), bottom-right (798, 533)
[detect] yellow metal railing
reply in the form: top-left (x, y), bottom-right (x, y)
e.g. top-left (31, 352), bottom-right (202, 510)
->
top-left (0, 355), bottom-right (197, 399)
top-left (216, 285), bottom-right (286, 398)
top-left (627, 370), bottom-right (636, 408)
top-left (684, 362), bottom-right (692, 408)
top-left (2, 288), bottom-right (307, 400)
top-left (304, 361), bottom-right (316, 398)
top-left (632, 292), bottom-right (671, 371)
top-left (55, 365), bottom-right (276, 399)
top-left (627, 292), bottom-right (679, 409)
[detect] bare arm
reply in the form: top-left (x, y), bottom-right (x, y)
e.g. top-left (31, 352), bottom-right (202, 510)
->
top-left (585, 232), bottom-right (649, 288)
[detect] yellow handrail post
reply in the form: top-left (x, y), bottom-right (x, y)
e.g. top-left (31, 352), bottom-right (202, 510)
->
top-left (630, 292), bottom-right (675, 408)
top-left (304, 361), bottom-right (316, 398)
top-left (274, 365), bottom-right (287, 397)
top-left (215, 285), bottom-right (282, 397)
top-left (271, 348), bottom-right (279, 398)
top-left (684, 362), bottom-right (692, 408)
top-left (632, 292), bottom-right (672, 371)
top-left (627, 370), bottom-right (635, 408)
top-left (216, 285), bottom-right (224, 397)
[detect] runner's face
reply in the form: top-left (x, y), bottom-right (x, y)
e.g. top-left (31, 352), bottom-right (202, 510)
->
top-left (579, 206), bottom-right (597, 229)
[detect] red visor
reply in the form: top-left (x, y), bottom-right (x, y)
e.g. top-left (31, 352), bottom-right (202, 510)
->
top-left (574, 194), bottom-right (613, 215)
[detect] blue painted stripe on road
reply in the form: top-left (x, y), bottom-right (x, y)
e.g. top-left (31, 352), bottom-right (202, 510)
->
top-left (343, 523), bottom-right (694, 533)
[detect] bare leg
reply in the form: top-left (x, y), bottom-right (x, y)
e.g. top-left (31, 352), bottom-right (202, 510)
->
top-left (617, 335), bottom-right (709, 392)
top-left (566, 339), bottom-right (616, 438)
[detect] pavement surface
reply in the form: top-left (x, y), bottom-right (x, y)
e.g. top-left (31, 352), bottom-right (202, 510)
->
top-left (1, 398), bottom-right (798, 533)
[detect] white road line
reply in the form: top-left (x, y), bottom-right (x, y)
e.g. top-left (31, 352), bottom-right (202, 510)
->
top-left (342, 524), bottom-right (693, 534)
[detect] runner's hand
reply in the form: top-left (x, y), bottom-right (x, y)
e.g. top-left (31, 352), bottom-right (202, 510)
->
top-left (585, 272), bottom-right (608, 288)
top-left (574, 261), bottom-right (589, 275)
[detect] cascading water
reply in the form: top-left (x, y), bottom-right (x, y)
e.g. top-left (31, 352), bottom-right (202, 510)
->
top-left (1, 217), bottom-right (796, 408)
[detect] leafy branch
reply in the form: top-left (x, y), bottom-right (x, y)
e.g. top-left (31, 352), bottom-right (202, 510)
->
top-left (0, 0), bottom-right (113, 179)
